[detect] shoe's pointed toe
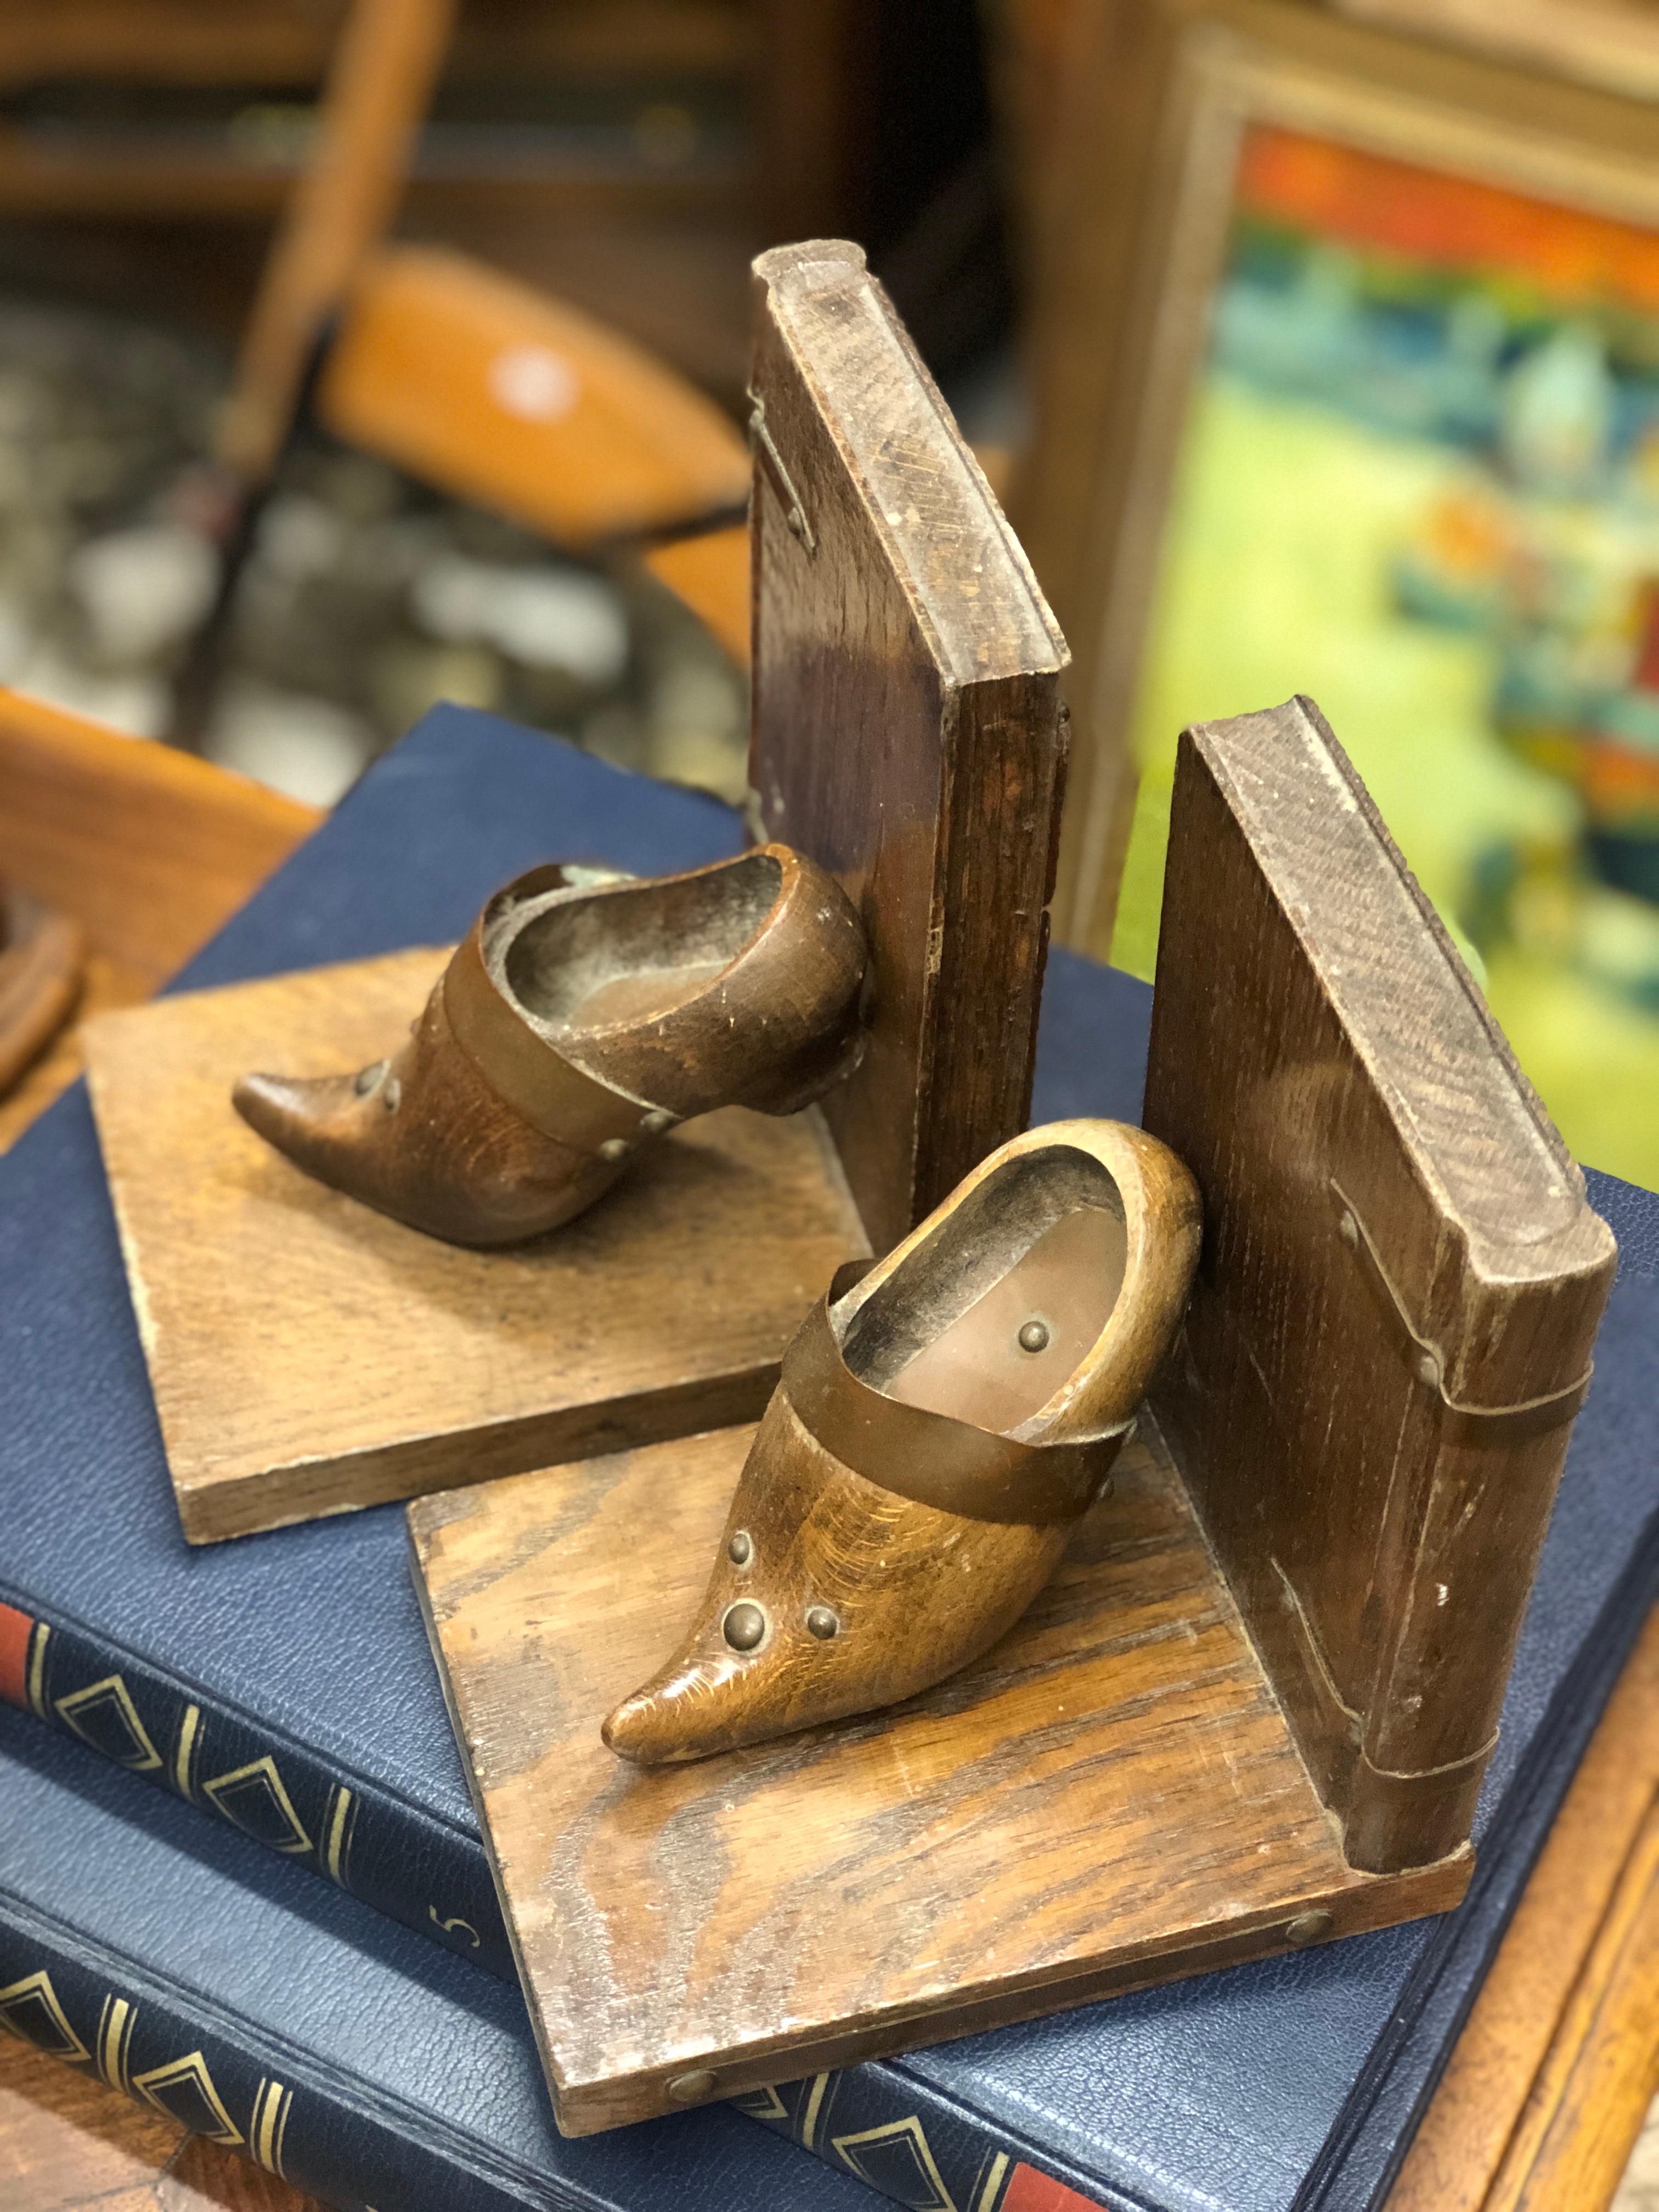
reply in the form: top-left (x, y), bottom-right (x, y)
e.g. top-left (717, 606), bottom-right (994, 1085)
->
top-left (601, 1666), bottom-right (738, 1765)
top-left (233, 1069), bottom-right (354, 1162)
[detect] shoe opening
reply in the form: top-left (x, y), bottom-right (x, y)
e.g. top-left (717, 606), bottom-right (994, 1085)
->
top-left (839, 1147), bottom-right (1128, 1436)
top-left (498, 850), bottom-right (783, 1032)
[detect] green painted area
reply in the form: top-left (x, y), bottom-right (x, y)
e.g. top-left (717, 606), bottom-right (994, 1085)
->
top-left (1109, 374), bottom-right (1658, 1185)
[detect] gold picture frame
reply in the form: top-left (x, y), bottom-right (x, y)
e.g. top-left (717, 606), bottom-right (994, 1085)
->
top-left (1016, 0), bottom-right (1659, 955)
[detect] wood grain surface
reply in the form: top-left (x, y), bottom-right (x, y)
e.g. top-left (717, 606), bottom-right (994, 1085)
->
top-left (1389, 1606), bottom-right (1659, 2212)
top-left (85, 946), bottom-right (866, 1542)
top-left (1145, 698), bottom-right (1616, 1874)
top-left (747, 239), bottom-right (1070, 1254)
top-left (0, 686), bottom-right (315, 1153)
top-left (409, 1413), bottom-right (1468, 2136)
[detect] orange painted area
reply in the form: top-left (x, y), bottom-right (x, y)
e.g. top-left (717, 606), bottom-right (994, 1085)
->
top-left (1002, 2163), bottom-right (1109, 2212)
top-left (1237, 125), bottom-right (1659, 318)
top-left (641, 523), bottom-right (751, 668)
top-left (319, 244), bottom-right (750, 550)
top-left (0, 1600), bottom-right (34, 1708)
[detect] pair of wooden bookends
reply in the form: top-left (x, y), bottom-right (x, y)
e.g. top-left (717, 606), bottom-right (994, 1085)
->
top-left (85, 242), bottom-right (1617, 2134)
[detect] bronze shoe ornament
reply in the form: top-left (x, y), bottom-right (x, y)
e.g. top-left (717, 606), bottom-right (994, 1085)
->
top-left (602, 1118), bottom-right (1202, 1763)
top-left (233, 845), bottom-right (868, 1246)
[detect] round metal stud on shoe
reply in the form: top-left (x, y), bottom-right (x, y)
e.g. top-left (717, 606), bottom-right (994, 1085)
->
top-left (723, 1601), bottom-right (767, 1651)
top-left (805, 1605), bottom-right (839, 1640)
top-left (354, 1059), bottom-right (388, 1096)
top-left (667, 2070), bottom-right (716, 2103)
top-left (727, 1531), bottom-right (753, 1566)
top-left (1018, 1318), bottom-right (1051, 1353)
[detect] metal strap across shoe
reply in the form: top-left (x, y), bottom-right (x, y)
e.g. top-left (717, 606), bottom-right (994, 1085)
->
top-left (782, 1295), bottom-right (1124, 1525)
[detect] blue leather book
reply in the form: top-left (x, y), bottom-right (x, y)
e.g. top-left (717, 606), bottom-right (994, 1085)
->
top-left (2, 705), bottom-right (1654, 2212)
top-left (0, 1695), bottom-right (875, 2212)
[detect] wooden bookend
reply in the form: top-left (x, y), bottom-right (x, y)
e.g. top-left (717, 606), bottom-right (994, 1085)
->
top-left (84, 241), bottom-right (1071, 1539)
top-left (748, 239), bottom-right (1069, 1251)
top-left (409, 1420), bottom-right (1466, 2136)
top-left (403, 692), bottom-right (1612, 2134)
top-left (1143, 695), bottom-right (1618, 1874)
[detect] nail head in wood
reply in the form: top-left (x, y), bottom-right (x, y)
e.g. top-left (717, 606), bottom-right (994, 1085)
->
top-left (1286, 1911), bottom-right (1335, 1948)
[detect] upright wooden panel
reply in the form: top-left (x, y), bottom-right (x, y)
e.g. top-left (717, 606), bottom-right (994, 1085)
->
top-left (409, 1415), bottom-right (1466, 2137)
top-left (1143, 696), bottom-right (1617, 1874)
top-left (748, 240), bottom-right (1069, 1253)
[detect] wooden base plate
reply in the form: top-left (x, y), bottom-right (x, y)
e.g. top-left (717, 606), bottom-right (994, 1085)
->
top-left (84, 949), bottom-right (866, 1542)
top-left (408, 1418), bottom-right (1472, 2137)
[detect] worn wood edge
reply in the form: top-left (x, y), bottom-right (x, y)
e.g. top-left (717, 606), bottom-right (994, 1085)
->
top-left (174, 1365), bottom-right (781, 1543)
top-left (548, 1848), bottom-right (1470, 2134)
top-left (752, 239), bottom-right (1068, 690)
top-left (1186, 699), bottom-right (1616, 1285)
top-left (405, 1503), bottom-right (591, 2147)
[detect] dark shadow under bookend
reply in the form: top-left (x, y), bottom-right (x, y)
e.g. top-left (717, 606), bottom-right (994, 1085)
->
top-left (603, 1119), bottom-right (1201, 1764)
top-left (234, 846), bottom-right (868, 1248)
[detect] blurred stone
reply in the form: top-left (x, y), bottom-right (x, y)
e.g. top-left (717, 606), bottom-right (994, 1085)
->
top-left (69, 522), bottom-right (218, 667)
top-left (411, 555), bottom-right (629, 685)
top-left (208, 680), bottom-right (375, 807)
top-left (256, 494), bottom-right (348, 582)
top-left (14, 646), bottom-right (168, 737)
top-left (368, 637), bottom-right (503, 738)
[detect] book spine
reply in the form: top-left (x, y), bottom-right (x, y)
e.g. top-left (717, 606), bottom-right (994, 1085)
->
top-left (732, 2070), bottom-right (1117, 2212)
top-left (0, 1590), bottom-right (514, 1984)
top-left (0, 1897), bottom-right (532, 2212)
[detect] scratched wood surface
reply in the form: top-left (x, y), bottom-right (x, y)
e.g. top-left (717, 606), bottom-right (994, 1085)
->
top-left (1144, 697), bottom-right (1617, 1876)
top-left (747, 239), bottom-right (1070, 1255)
top-left (84, 947), bottom-right (866, 1542)
top-left (409, 1414), bottom-right (1468, 2136)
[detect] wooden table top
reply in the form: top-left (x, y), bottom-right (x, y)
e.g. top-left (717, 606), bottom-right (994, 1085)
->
top-left (2, 687), bottom-right (1654, 2212)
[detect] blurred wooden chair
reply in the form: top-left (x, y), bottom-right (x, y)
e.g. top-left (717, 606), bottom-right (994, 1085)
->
top-left (0, 685), bottom-right (313, 1141)
top-left (163, 0), bottom-right (752, 738)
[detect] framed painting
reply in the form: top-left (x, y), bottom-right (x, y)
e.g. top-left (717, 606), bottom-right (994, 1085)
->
top-left (1015, 0), bottom-right (1659, 1181)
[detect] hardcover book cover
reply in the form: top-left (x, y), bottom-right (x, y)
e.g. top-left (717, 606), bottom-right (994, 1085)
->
top-left (1, 704), bottom-right (1655, 2212)
top-left (0, 1697), bottom-right (878, 2212)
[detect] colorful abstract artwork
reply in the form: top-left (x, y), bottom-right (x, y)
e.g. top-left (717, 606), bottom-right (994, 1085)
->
top-left (1119, 123), bottom-right (1659, 1183)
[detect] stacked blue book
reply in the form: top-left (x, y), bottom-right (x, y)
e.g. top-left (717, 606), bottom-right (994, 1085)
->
top-left (2, 707), bottom-right (1655, 2212)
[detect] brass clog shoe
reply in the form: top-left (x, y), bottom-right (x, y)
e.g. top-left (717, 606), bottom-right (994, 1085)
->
top-left (234, 845), bottom-right (867, 1247)
top-left (602, 1118), bottom-right (1201, 1763)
